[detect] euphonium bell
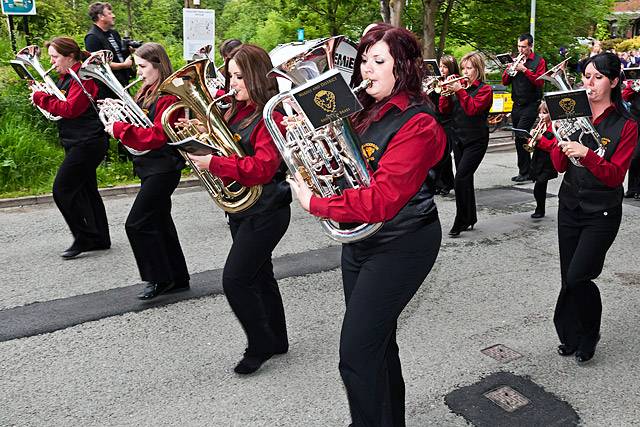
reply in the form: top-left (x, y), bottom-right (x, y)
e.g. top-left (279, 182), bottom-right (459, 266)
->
top-left (158, 58), bottom-right (262, 213)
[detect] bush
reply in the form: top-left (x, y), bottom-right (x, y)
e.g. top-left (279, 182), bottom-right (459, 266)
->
top-left (616, 36), bottom-right (640, 52)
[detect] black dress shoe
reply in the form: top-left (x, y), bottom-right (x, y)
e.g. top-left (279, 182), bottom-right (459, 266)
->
top-left (531, 211), bottom-right (545, 219)
top-left (575, 350), bottom-right (595, 364)
top-left (557, 344), bottom-right (576, 356)
top-left (137, 282), bottom-right (175, 300)
top-left (511, 174), bottom-right (528, 182)
top-left (167, 281), bottom-right (190, 293)
top-left (448, 227), bottom-right (462, 237)
top-left (440, 188), bottom-right (451, 196)
top-left (234, 353), bottom-right (273, 374)
top-left (61, 248), bottom-right (82, 259)
top-left (635, 193), bottom-right (640, 200)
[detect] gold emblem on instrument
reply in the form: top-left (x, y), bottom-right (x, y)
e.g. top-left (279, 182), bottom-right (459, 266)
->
top-left (559, 97), bottom-right (576, 115)
top-left (361, 143), bottom-right (379, 161)
top-left (601, 137), bottom-right (610, 146)
top-left (314, 90), bottom-right (336, 113)
top-left (426, 63), bottom-right (435, 74)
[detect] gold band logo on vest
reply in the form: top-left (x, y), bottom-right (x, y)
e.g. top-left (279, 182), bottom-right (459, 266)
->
top-left (313, 90), bottom-right (336, 113)
top-left (559, 98), bottom-right (576, 115)
top-left (361, 143), bottom-right (379, 161)
top-left (601, 137), bottom-right (610, 146)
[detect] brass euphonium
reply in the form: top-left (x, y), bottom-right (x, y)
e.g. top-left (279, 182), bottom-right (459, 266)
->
top-left (77, 50), bottom-right (152, 156)
top-left (158, 58), bottom-right (262, 213)
top-left (263, 36), bottom-right (383, 243)
top-left (10, 45), bottom-right (66, 121)
top-left (538, 59), bottom-right (605, 167)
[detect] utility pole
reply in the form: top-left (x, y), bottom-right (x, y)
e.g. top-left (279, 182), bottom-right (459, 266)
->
top-left (530, 0), bottom-right (536, 49)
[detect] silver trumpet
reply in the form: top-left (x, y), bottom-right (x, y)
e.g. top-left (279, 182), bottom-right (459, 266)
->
top-left (538, 59), bottom-right (605, 167)
top-left (77, 50), bottom-right (152, 156)
top-left (507, 52), bottom-right (526, 77)
top-left (10, 45), bottom-right (66, 121)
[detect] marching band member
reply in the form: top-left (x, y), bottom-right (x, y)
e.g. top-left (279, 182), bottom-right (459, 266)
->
top-left (528, 102), bottom-right (558, 218)
top-left (551, 53), bottom-right (638, 364)
top-left (31, 37), bottom-right (111, 259)
top-left (439, 52), bottom-right (493, 237)
top-left (433, 54), bottom-right (459, 196)
top-left (104, 42), bottom-right (190, 300)
top-left (502, 34), bottom-right (547, 182)
top-left (188, 44), bottom-right (292, 375)
top-left (288, 25), bottom-right (446, 426)
top-left (621, 79), bottom-right (640, 199)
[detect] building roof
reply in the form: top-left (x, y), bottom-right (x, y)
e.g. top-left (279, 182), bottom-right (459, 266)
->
top-left (615, 0), bottom-right (640, 13)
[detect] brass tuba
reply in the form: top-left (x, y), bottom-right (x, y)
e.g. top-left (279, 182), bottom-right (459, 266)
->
top-left (263, 36), bottom-right (383, 243)
top-left (538, 59), bottom-right (605, 167)
top-left (10, 45), bottom-right (66, 121)
top-left (158, 59), bottom-right (262, 213)
top-left (77, 50), bottom-right (152, 156)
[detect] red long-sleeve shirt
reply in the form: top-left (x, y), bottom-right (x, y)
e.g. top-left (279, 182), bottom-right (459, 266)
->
top-left (309, 92), bottom-right (446, 223)
top-left (536, 129), bottom-right (556, 152)
top-left (207, 101), bottom-right (286, 187)
top-left (438, 80), bottom-right (493, 116)
top-left (112, 95), bottom-right (178, 152)
top-left (622, 80), bottom-right (638, 102)
top-left (501, 52), bottom-right (546, 88)
top-left (32, 62), bottom-right (98, 119)
top-left (550, 105), bottom-right (638, 187)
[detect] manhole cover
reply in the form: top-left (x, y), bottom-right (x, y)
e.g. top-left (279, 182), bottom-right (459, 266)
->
top-left (481, 344), bottom-right (523, 362)
top-left (484, 385), bottom-right (530, 412)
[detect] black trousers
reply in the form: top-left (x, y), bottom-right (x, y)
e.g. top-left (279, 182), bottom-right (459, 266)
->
top-left (452, 140), bottom-right (488, 229)
top-left (511, 102), bottom-right (539, 176)
top-left (435, 127), bottom-right (455, 191)
top-left (125, 171), bottom-right (189, 285)
top-left (554, 204), bottom-right (622, 351)
top-left (339, 220), bottom-right (441, 427)
top-left (223, 206), bottom-right (290, 356)
top-left (627, 140), bottom-right (640, 193)
top-left (53, 140), bottom-right (110, 250)
top-left (533, 180), bottom-right (548, 213)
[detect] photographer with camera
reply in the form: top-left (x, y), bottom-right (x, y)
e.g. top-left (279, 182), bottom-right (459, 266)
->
top-left (84, 2), bottom-right (136, 91)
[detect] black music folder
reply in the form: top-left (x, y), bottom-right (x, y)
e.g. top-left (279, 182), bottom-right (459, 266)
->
top-left (10, 61), bottom-right (36, 81)
top-left (168, 136), bottom-right (217, 156)
top-left (544, 89), bottom-right (592, 121)
top-left (423, 59), bottom-right (441, 77)
top-left (623, 67), bottom-right (640, 80)
top-left (291, 68), bottom-right (363, 130)
top-left (496, 53), bottom-right (514, 65)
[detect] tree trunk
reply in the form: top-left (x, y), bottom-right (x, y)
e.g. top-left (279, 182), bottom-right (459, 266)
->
top-left (390, 0), bottom-right (404, 27)
top-left (380, 0), bottom-right (391, 23)
top-left (125, 0), bottom-right (133, 37)
top-left (437, 0), bottom-right (455, 59)
top-left (422, 0), bottom-right (438, 58)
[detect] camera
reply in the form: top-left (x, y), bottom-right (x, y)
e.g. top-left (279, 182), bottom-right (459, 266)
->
top-left (122, 37), bottom-right (143, 51)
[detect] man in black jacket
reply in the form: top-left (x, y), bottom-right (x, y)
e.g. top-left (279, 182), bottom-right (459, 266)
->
top-left (84, 2), bottom-right (133, 91)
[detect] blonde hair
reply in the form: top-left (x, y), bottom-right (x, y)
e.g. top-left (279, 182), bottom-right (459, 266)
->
top-left (460, 52), bottom-right (486, 82)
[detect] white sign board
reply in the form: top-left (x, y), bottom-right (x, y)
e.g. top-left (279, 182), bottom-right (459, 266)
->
top-left (183, 8), bottom-right (215, 60)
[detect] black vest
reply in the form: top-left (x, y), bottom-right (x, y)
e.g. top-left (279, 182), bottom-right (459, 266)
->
top-left (559, 110), bottom-right (627, 213)
top-left (451, 82), bottom-right (490, 146)
top-left (84, 25), bottom-right (131, 95)
top-left (627, 92), bottom-right (640, 120)
top-left (352, 104), bottom-right (439, 245)
top-left (511, 53), bottom-right (543, 105)
top-left (227, 113), bottom-right (291, 219)
top-left (131, 98), bottom-right (185, 179)
top-left (56, 74), bottom-right (105, 148)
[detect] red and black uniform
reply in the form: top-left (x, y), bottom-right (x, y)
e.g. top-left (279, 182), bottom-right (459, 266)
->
top-left (550, 105), bottom-right (638, 355)
top-left (207, 101), bottom-right (291, 359)
top-left (431, 85), bottom-right (455, 194)
top-left (530, 128), bottom-right (559, 215)
top-left (310, 92), bottom-right (446, 426)
top-left (439, 79), bottom-right (493, 232)
top-left (621, 82), bottom-right (640, 197)
top-left (112, 94), bottom-right (189, 287)
top-left (32, 62), bottom-right (110, 253)
top-left (502, 52), bottom-right (547, 177)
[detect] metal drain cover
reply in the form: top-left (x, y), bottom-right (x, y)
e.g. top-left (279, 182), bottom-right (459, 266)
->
top-left (481, 344), bottom-right (523, 362)
top-left (484, 385), bottom-right (530, 412)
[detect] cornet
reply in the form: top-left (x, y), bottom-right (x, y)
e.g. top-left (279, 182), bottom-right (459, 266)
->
top-left (506, 53), bottom-right (526, 77)
top-left (436, 76), bottom-right (468, 97)
top-left (523, 119), bottom-right (548, 153)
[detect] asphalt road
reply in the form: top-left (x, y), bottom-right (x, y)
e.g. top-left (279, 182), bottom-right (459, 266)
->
top-left (1, 149), bottom-right (639, 426)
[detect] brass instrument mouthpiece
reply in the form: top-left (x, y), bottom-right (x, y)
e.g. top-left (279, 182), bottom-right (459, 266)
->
top-left (354, 79), bottom-right (372, 93)
top-left (213, 88), bottom-right (237, 103)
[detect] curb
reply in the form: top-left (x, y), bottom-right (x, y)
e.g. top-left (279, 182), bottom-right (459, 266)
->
top-left (0, 177), bottom-right (202, 209)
